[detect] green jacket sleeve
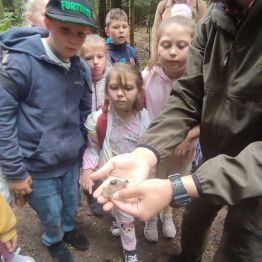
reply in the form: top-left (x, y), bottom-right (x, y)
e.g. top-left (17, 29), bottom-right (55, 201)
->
top-left (196, 142), bottom-right (262, 205)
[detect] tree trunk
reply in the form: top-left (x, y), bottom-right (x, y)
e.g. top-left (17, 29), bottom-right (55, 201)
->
top-left (98, 0), bottom-right (106, 35)
top-left (111, 0), bottom-right (122, 8)
top-left (2, 0), bottom-right (14, 10)
top-left (0, 0), bottom-right (4, 20)
top-left (129, 0), bottom-right (135, 46)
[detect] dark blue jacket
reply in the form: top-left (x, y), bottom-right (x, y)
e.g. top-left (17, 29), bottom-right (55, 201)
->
top-left (107, 42), bottom-right (140, 69)
top-left (0, 27), bottom-right (92, 181)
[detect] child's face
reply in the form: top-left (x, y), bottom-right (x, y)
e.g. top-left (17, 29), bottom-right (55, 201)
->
top-left (26, 0), bottom-right (48, 27)
top-left (107, 71), bottom-right (139, 112)
top-left (157, 23), bottom-right (192, 79)
top-left (45, 18), bottom-right (92, 60)
top-left (105, 20), bottom-right (129, 45)
top-left (80, 44), bottom-right (107, 81)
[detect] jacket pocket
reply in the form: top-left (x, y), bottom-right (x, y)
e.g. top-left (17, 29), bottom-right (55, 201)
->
top-left (25, 129), bottom-right (84, 169)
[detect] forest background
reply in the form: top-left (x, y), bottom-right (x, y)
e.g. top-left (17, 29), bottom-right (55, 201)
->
top-left (0, 0), bottom-right (211, 53)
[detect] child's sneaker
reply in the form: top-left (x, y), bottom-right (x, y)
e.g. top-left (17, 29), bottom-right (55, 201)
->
top-left (123, 249), bottom-right (138, 262)
top-left (160, 211), bottom-right (176, 239)
top-left (1, 247), bottom-right (35, 262)
top-left (110, 219), bottom-right (120, 236)
top-left (144, 215), bottom-right (158, 242)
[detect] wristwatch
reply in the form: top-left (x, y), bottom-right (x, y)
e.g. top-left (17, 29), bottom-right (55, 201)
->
top-left (168, 174), bottom-right (191, 208)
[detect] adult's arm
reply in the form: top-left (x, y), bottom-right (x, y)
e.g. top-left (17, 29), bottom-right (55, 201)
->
top-left (110, 143), bottom-right (262, 220)
top-left (196, 142), bottom-right (262, 205)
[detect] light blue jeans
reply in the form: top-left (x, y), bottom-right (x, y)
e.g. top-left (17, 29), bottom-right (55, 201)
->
top-left (27, 163), bottom-right (80, 246)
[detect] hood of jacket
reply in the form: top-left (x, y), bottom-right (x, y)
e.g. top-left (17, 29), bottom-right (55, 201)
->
top-left (0, 27), bottom-right (49, 59)
top-left (210, 1), bottom-right (261, 37)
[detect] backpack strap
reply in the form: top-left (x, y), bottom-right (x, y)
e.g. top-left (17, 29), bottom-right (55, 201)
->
top-left (195, 0), bottom-right (199, 14)
top-left (161, 0), bottom-right (168, 15)
top-left (125, 45), bottom-right (136, 66)
top-left (96, 100), bottom-right (109, 149)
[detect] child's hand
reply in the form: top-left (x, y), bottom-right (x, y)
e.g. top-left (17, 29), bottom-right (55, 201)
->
top-left (9, 176), bottom-right (32, 207)
top-left (171, 144), bottom-right (195, 169)
top-left (4, 234), bottom-right (18, 253)
top-left (174, 138), bottom-right (191, 158)
top-left (80, 169), bottom-right (95, 194)
top-left (8, 176), bottom-right (32, 196)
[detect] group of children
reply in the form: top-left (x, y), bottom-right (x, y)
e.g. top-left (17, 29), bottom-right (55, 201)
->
top-left (0, 0), bottom-right (202, 262)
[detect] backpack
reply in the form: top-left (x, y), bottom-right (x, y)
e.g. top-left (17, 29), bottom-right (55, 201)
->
top-left (96, 100), bottom-right (109, 149)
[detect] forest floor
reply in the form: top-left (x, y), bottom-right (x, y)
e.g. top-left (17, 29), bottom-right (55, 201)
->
top-left (15, 198), bottom-right (226, 262)
top-left (14, 27), bottom-right (226, 262)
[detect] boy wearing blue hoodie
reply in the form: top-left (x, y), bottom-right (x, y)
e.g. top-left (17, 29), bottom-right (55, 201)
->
top-left (105, 8), bottom-right (140, 69)
top-left (0, 1), bottom-right (98, 261)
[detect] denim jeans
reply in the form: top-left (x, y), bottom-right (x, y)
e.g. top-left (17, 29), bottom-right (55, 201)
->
top-left (27, 163), bottom-right (80, 246)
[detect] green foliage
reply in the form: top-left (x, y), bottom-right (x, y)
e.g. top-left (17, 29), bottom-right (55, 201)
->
top-left (121, 0), bottom-right (158, 26)
top-left (0, 0), bottom-right (23, 32)
top-left (0, 10), bottom-right (21, 32)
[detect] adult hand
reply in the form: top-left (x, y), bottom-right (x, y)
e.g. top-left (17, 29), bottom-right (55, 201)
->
top-left (91, 147), bottom-right (157, 185)
top-left (92, 147), bottom-right (157, 210)
top-left (94, 175), bottom-right (199, 217)
top-left (110, 179), bottom-right (173, 221)
top-left (4, 234), bottom-right (18, 253)
top-left (8, 176), bottom-right (33, 196)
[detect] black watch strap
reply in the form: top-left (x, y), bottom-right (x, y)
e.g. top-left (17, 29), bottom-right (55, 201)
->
top-left (168, 174), bottom-right (191, 208)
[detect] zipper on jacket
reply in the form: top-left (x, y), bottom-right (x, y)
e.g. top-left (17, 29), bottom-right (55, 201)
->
top-left (94, 82), bottom-right (98, 110)
top-left (223, 42), bottom-right (233, 66)
top-left (212, 41), bottom-right (236, 152)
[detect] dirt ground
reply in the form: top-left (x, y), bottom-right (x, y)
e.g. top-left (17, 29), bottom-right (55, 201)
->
top-left (15, 195), bottom-right (226, 262)
top-left (14, 27), bottom-right (226, 262)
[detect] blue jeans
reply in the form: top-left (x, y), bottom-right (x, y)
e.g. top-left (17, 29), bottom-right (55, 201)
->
top-left (27, 164), bottom-right (80, 246)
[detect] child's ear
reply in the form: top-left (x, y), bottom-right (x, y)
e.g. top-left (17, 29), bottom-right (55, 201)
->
top-left (44, 17), bottom-right (51, 31)
top-left (24, 14), bottom-right (33, 26)
top-left (105, 26), bottom-right (110, 36)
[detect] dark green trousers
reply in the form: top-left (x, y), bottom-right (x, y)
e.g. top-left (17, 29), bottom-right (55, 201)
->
top-left (181, 198), bottom-right (262, 262)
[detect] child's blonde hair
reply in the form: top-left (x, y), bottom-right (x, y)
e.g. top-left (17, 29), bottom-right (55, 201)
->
top-left (81, 34), bottom-right (107, 54)
top-left (22, 0), bottom-right (46, 25)
top-left (105, 8), bottom-right (128, 26)
top-left (105, 63), bottom-right (144, 113)
top-left (148, 15), bottom-right (195, 69)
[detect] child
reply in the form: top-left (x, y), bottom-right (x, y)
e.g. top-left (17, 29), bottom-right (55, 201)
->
top-left (80, 63), bottom-right (150, 262)
top-left (79, 34), bottom-right (111, 216)
top-left (0, 0), bottom-right (98, 261)
top-left (80, 34), bottom-right (111, 112)
top-left (22, 0), bottom-right (49, 27)
top-left (105, 8), bottom-right (140, 68)
top-left (0, 170), bottom-right (35, 262)
top-left (142, 16), bottom-right (199, 242)
top-left (150, 0), bottom-right (207, 56)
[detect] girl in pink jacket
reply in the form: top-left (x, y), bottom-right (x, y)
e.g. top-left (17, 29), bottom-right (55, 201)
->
top-left (142, 16), bottom-right (200, 243)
